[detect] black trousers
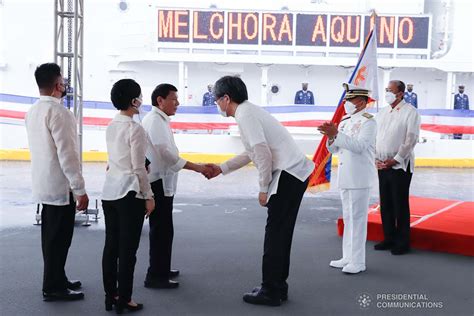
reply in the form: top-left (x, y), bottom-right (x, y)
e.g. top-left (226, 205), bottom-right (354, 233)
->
top-left (146, 179), bottom-right (175, 280)
top-left (378, 166), bottom-right (413, 248)
top-left (41, 193), bottom-right (76, 293)
top-left (102, 192), bottom-right (145, 303)
top-left (262, 171), bottom-right (308, 296)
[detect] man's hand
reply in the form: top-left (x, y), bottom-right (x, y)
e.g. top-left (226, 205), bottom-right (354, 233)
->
top-left (145, 198), bottom-right (155, 219)
top-left (376, 158), bottom-right (398, 170)
top-left (317, 122), bottom-right (338, 139)
top-left (258, 192), bottom-right (268, 207)
top-left (383, 158), bottom-right (398, 169)
top-left (76, 193), bottom-right (89, 211)
top-left (375, 159), bottom-right (386, 170)
top-left (204, 163), bottom-right (222, 179)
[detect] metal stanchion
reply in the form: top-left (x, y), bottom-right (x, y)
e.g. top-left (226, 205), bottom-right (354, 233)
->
top-left (33, 204), bottom-right (41, 225)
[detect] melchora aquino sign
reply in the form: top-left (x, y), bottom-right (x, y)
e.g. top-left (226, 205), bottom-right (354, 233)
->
top-left (157, 9), bottom-right (430, 49)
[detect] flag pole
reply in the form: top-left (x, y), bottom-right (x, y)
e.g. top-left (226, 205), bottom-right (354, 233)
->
top-left (370, 9), bottom-right (380, 112)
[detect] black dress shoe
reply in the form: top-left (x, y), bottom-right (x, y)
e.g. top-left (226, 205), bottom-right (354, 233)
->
top-left (252, 286), bottom-right (287, 301)
top-left (43, 289), bottom-right (84, 301)
top-left (67, 280), bottom-right (82, 290)
top-left (105, 295), bottom-right (118, 311)
top-left (144, 279), bottom-right (179, 289)
top-left (116, 302), bottom-right (143, 314)
top-left (391, 247), bottom-right (410, 255)
top-left (243, 288), bottom-right (281, 306)
top-left (374, 241), bottom-right (394, 250)
top-left (169, 270), bottom-right (180, 278)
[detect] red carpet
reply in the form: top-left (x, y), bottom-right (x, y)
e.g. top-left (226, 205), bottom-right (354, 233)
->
top-left (337, 196), bottom-right (474, 256)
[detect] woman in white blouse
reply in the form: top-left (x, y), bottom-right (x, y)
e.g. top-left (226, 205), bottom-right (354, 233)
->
top-left (101, 79), bottom-right (155, 314)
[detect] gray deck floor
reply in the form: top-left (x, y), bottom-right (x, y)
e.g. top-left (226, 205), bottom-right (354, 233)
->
top-left (0, 162), bottom-right (473, 315)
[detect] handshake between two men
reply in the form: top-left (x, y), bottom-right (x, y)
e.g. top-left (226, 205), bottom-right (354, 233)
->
top-left (188, 162), bottom-right (269, 207)
top-left (192, 163), bottom-right (222, 180)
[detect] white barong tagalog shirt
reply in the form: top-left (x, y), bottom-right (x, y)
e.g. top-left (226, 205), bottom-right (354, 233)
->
top-left (102, 113), bottom-right (153, 200)
top-left (375, 100), bottom-right (421, 173)
top-left (25, 96), bottom-right (86, 205)
top-left (142, 107), bottom-right (187, 197)
top-left (220, 101), bottom-right (314, 201)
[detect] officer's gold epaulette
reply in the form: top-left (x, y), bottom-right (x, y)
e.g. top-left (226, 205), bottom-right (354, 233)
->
top-left (362, 113), bottom-right (373, 119)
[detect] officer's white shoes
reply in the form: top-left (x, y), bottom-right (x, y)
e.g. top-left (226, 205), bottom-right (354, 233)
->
top-left (330, 259), bottom-right (366, 273)
top-left (329, 259), bottom-right (350, 269)
top-left (342, 264), bottom-right (366, 274)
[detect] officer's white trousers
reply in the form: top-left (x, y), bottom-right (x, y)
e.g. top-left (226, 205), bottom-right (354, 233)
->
top-left (340, 188), bottom-right (370, 265)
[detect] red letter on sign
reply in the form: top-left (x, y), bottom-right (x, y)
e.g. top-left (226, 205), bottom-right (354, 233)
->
top-left (174, 11), bottom-right (189, 39)
top-left (159, 10), bottom-right (174, 38)
top-left (398, 17), bottom-right (414, 44)
top-left (379, 16), bottom-right (395, 45)
top-left (263, 13), bottom-right (277, 41)
top-left (346, 15), bottom-right (360, 43)
top-left (210, 13), bottom-right (224, 40)
top-left (244, 13), bottom-right (258, 40)
top-left (193, 11), bottom-right (207, 40)
top-left (312, 15), bottom-right (327, 43)
top-left (279, 14), bottom-right (292, 42)
top-left (331, 16), bottom-right (345, 43)
top-left (228, 12), bottom-right (242, 40)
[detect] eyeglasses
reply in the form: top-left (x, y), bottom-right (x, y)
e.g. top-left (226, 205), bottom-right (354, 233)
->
top-left (135, 95), bottom-right (143, 103)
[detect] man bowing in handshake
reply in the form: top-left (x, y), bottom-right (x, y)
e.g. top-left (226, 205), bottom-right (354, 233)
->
top-left (206, 76), bottom-right (314, 306)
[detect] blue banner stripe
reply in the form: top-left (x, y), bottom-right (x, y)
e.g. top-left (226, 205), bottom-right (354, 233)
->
top-left (1, 93), bottom-right (472, 117)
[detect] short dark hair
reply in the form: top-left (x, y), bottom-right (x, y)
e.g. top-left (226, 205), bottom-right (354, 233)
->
top-left (34, 63), bottom-right (62, 90)
top-left (110, 79), bottom-right (141, 111)
top-left (390, 80), bottom-right (406, 93)
top-left (151, 84), bottom-right (178, 107)
top-left (213, 76), bottom-right (248, 104)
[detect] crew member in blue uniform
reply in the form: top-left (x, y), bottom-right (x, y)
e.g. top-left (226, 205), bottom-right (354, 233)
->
top-left (294, 83), bottom-right (315, 105)
top-left (453, 85), bottom-right (469, 139)
top-left (403, 84), bottom-right (418, 108)
top-left (454, 85), bottom-right (469, 110)
top-left (202, 84), bottom-right (216, 106)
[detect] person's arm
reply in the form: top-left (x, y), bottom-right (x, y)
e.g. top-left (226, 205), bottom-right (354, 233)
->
top-left (466, 95), bottom-right (469, 109)
top-left (130, 125), bottom-right (153, 199)
top-left (310, 92), bottom-right (315, 105)
top-left (332, 120), bottom-right (376, 154)
top-left (294, 92), bottom-right (299, 104)
top-left (326, 136), bottom-right (339, 154)
top-left (251, 143), bottom-right (273, 193)
top-left (414, 94), bottom-right (418, 108)
top-left (202, 93), bottom-right (206, 106)
top-left (49, 111), bottom-right (86, 197)
top-left (154, 143), bottom-right (187, 172)
top-left (220, 152), bottom-right (252, 175)
top-left (147, 119), bottom-right (187, 173)
top-left (393, 111), bottom-right (421, 164)
top-left (454, 95), bottom-right (459, 109)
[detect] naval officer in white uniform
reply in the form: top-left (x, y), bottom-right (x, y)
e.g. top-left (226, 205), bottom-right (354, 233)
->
top-left (318, 83), bottom-right (377, 274)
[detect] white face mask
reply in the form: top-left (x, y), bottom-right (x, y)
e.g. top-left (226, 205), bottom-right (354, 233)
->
top-left (217, 97), bottom-right (228, 117)
top-left (132, 97), bottom-right (144, 122)
top-left (218, 107), bottom-right (228, 117)
top-left (385, 92), bottom-right (397, 105)
top-left (343, 101), bottom-right (357, 115)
